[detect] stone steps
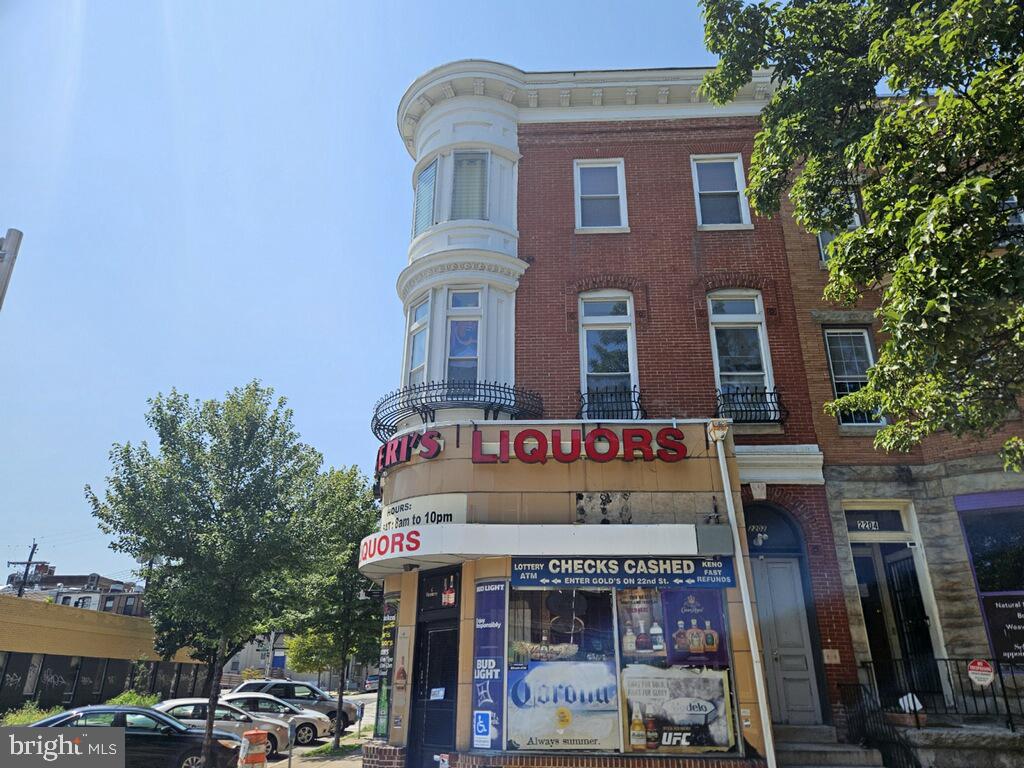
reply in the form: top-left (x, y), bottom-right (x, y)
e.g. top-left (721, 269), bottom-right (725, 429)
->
top-left (774, 724), bottom-right (838, 743)
top-left (775, 742), bottom-right (885, 767)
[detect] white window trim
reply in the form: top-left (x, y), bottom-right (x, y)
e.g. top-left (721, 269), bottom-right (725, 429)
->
top-left (574, 159), bottom-right (630, 233)
top-left (823, 328), bottom-right (885, 426)
top-left (411, 157), bottom-right (440, 240)
top-left (817, 192), bottom-right (862, 261)
top-left (577, 290), bottom-right (639, 415)
top-left (691, 154), bottom-right (753, 230)
top-left (403, 294), bottom-right (431, 386)
top-left (444, 285), bottom-right (484, 383)
top-left (707, 289), bottom-right (775, 392)
top-left (450, 149), bottom-right (491, 222)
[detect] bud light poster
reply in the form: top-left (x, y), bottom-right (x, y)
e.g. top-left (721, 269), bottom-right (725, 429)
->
top-left (660, 590), bottom-right (729, 666)
top-left (622, 666), bottom-right (735, 753)
top-left (472, 581), bottom-right (505, 749)
top-left (507, 661), bottom-right (619, 751)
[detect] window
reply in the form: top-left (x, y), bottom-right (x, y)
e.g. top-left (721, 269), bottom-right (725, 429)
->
top-left (61, 596), bottom-right (71, 605)
top-left (574, 160), bottom-right (628, 230)
top-left (691, 155), bottom-right (750, 227)
top-left (406, 298), bottom-right (429, 386)
top-left (446, 289), bottom-right (481, 384)
top-left (818, 193), bottom-right (862, 261)
top-left (125, 713), bottom-right (165, 731)
top-left (254, 698), bottom-right (290, 714)
top-left (77, 712), bottom-right (120, 727)
top-left (103, 596), bottom-right (115, 611)
top-left (168, 705), bottom-right (199, 720)
top-left (708, 291), bottom-right (772, 395)
top-left (122, 596), bottom-right (136, 614)
top-left (268, 683), bottom-right (292, 698)
top-left (229, 660), bottom-right (240, 671)
top-left (824, 329), bottom-right (883, 425)
top-left (292, 684), bottom-right (318, 701)
top-left (412, 159), bottom-right (438, 237)
top-left (215, 705), bottom-right (249, 722)
top-left (578, 291), bottom-right (638, 419)
top-left (451, 151), bottom-right (488, 220)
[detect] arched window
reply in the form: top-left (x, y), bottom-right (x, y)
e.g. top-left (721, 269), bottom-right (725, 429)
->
top-left (578, 290), bottom-right (639, 419)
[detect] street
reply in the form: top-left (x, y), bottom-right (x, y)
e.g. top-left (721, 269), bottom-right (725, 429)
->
top-left (271, 692), bottom-right (376, 765)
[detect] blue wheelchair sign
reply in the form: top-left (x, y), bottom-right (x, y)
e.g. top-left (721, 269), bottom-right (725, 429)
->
top-left (472, 710), bottom-right (491, 748)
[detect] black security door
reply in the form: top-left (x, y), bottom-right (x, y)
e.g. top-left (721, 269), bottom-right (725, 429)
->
top-left (408, 568), bottom-right (460, 768)
top-left (883, 545), bottom-right (942, 704)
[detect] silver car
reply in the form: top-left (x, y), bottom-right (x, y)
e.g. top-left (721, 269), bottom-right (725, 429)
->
top-left (155, 698), bottom-right (290, 756)
top-left (221, 692), bottom-right (332, 747)
top-left (230, 679), bottom-right (355, 732)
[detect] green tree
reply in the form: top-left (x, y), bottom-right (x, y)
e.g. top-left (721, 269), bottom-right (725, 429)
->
top-left (700, 0), bottom-right (1024, 468)
top-left (87, 381), bottom-right (322, 766)
top-left (282, 467), bottom-right (380, 749)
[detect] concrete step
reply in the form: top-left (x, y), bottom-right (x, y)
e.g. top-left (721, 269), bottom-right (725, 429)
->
top-left (774, 724), bottom-right (838, 743)
top-left (775, 742), bottom-right (884, 767)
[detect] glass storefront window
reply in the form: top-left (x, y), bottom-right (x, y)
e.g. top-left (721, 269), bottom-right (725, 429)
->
top-left (508, 589), bottom-right (616, 664)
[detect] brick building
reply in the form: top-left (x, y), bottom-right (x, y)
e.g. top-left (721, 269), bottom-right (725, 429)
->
top-left (360, 60), bottom-right (1024, 768)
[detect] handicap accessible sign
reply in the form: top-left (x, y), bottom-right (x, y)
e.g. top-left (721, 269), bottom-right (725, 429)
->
top-left (511, 556), bottom-right (735, 589)
top-left (473, 711), bottom-right (492, 749)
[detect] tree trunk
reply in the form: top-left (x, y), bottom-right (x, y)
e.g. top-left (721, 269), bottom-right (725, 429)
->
top-left (202, 638), bottom-right (227, 767)
top-left (332, 655), bottom-right (347, 750)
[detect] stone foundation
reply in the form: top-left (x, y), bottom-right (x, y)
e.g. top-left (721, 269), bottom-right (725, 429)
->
top-left (902, 725), bottom-right (1024, 768)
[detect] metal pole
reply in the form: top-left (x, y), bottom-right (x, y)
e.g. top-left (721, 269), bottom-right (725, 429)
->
top-left (0, 228), bottom-right (23, 312)
top-left (707, 420), bottom-right (777, 768)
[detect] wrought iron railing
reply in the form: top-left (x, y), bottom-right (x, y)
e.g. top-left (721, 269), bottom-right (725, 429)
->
top-left (840, 683), bottom-right (923, 768)
top-left (714, 387), bottom-right (787, 423)
top-left (577, 386), bottom-right (646, 420)
top-left (371, 380), bottom-right (544, 442)
top-left (859, 658), bottom-right (1024, 731)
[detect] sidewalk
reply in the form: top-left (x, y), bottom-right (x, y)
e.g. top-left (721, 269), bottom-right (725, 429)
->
top-left (295, 748), bottom-right (362, 766)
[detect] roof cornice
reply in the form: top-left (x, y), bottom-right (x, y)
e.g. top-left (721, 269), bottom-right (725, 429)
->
top-left (397, 59), bottom-right (775, 156)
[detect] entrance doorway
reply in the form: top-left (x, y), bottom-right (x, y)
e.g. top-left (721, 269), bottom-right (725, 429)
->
top-left (746, 504), bottom-right (825, 725)
top-left (408, 568), bottom-right (460, 768)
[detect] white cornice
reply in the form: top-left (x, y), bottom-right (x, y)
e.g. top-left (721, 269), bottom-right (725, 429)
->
top-left (735, 444), bottom-right (825, 485)
top-left (396, 250), bottom-right (530, 304)
top-left (397, 59), bottom-right (775, 156)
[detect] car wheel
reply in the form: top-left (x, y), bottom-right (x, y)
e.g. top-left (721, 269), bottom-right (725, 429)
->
top-left (295, 723), bottom-right (316, 746)
top-left (179, 752), bottom-right (203, 768)
top-left (266, 734), bottom-right (278, 756)
top-left (338, 712), bottom-right (350, 732)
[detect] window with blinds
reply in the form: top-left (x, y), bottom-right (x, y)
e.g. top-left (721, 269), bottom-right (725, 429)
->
top-left (451, 151), bottom-right (488, 220)
top-left (413, 159), bottom-right (438, 237)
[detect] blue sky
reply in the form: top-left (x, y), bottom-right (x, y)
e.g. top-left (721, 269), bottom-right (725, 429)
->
top-left (0, 1), bottom-right (715, 578)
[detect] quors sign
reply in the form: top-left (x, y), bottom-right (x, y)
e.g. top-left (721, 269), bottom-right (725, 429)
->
top-left (472, 426), bottom-right (688, 464)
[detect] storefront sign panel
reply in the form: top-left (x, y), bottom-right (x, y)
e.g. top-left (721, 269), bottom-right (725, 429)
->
top-left (472, 581), bottom-right (506, 749)
top-left (507, 660), bottom-right (619, 751)
top-left (621, 666), bottom-right (734, 752)
top-left (980, 594), bottom-right (1024, 662)
top-left (380, 493), bottom-right (467, 532)
top-left (511, 557), bottom-right (735, 590)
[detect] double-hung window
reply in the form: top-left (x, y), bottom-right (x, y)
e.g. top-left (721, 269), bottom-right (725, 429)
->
top-left (451, 151), bottom-right (488, 220)
top-left (578, 291), bottom-right (639, 418)
top-left (446, 289), bottom-right (481, 386)
top-left (818, 193), bottom-right (862, 261)
top-left (412, 159), bottom-right (438, 238)
top-left (574, 159), bottom-right (628, 230)
top-left (824, 329), bottom-right (883, 425)
top-left (692, 155), bottom-right (751, 227)
top-left (708, 291), bottom-right (776, 419)
top-left (406, 298), bottom-right (430, 386)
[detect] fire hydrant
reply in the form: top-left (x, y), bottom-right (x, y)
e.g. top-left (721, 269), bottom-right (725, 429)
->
top-left (239, 729), bottom-right (269, 766)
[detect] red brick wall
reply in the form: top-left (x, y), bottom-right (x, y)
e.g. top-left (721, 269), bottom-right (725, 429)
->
top-left (514, 118), bottom-right (816, 446)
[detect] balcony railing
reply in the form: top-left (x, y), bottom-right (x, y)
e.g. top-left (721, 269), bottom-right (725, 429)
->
top-left (371, 380), bottom-right (544, 442)
top-left (715, 387), bottom-right (787, 424)
top-left (577, 386), bottom-right (646, 420)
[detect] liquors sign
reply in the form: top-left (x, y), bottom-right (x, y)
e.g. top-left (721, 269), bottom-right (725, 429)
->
top-left (472, 426), bottom-right (687, 464)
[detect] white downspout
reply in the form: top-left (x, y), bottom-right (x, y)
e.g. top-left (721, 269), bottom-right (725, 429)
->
top-left (707, 419), bottom-right (777, 768)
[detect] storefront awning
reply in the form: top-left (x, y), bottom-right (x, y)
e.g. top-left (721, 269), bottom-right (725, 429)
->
top-left (358, 523), bottom-right (734, 580)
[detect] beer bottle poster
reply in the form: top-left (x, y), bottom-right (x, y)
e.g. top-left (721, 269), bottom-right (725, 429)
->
top-left (660, 590), bottom-right (729, 666)
top-left (621, 665), bottom-right (735, 753)
top-left (472, 580), bottom-right (506, 749)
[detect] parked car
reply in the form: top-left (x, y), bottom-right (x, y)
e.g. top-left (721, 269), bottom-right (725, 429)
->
top-left (363, 674), bottom-right (380, 692)
top-left (31, 705), bottom-right (241, 768)
top-left (153, 698), bottom-right (290, 756)
top-left (221, 691), bottom-right (332, 747)
top-left (230, 679), bottom-right (355, 732)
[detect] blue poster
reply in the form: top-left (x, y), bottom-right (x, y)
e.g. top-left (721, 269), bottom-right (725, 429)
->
top-left (511, 557), bottom-right (734, 589)
top-left (472, 580), bottom-right (505, 749)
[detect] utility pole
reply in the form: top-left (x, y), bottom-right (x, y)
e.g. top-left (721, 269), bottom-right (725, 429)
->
top-left (0, 229), bottom-right (24, 312)
top-left (7, 539), bottom-right (43, 598)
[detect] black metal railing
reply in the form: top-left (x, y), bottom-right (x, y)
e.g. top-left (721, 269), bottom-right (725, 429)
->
top-left (715, 387), bottom-right (787, 423)
top-left (371, 380), bottom-right (544, 442)
top-left (576, 386), bottom-right (646, 420)
top-left (840, 683), bottom-right (923, 768)
top-left (860, 658), bottom-right (1024, 731)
